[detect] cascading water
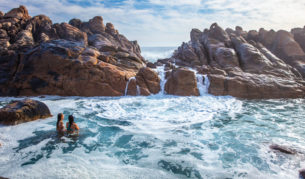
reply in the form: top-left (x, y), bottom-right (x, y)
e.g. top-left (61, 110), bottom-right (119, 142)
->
top-left (203, 74), bottom-right (210, 93)
top-left (187, 67), bottom-right (210, 96)
top-left (136, 85), bottom-right (141, 95)
top-left (155, 65), bottom-right (210, 96)
top-left (196, 74), bottom-right (205, 95)
top-left (155, 65), bottom-right (167, 95)
top-left (196, 73), bottom-right (210, 95)
top-left (1, 47), bottom-right (305, 179)
top-left (124, 77), bottom-right (136, 96)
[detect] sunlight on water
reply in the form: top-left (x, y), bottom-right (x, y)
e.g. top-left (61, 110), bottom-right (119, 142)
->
top-left (0, 96), bottom-right (305, 178)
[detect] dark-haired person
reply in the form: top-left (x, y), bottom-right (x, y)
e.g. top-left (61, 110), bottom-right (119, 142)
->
top-left (66, 115), bottom-right (79, 134)
top-left (56, 113), bottom-right (66, 133)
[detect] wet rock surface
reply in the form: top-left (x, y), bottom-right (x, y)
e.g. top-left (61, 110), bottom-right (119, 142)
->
top-left (165, 68), bottom-right (199, 96)
top-left (125, 67), bottom-right (161, 96)
top-left (136, 67), bottom-right (161, 95)
top-left (158, 23), bottom-right (305, 99)
top-left (269, 144), bottom-right (297, 155)
top-left (1, 6), bottom-right (305, 99)
top-left (0, 6), bottom-right (145, 96)
top-left (0, 99), bottom-right (52, 125)
top-left (300, 169), bottom-right (305, 179)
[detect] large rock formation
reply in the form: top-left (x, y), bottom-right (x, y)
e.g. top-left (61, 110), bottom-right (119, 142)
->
top-left (157, 23), bottom-right (305, 99)
top-left (125, 67), bottom-right (161, 96)
top-left (136, 67), bottom-right (161, 95)
top-left (164, 68), bottom-right (199, 96)
top-left (1, 6), bottom-right (305, 99)
top-left (0, 99), bottom-right (52, 125)
top-left (0, 6), bottom-right (150, 96)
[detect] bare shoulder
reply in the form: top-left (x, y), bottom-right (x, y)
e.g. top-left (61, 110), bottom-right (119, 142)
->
top-left (74, 123), bottom-right (80, 130)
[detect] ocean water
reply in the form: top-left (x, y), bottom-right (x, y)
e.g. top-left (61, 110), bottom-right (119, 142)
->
top-left (141, 47), bottom-right (176, 62)
top-left (0, 48), bottom-right (305, 179)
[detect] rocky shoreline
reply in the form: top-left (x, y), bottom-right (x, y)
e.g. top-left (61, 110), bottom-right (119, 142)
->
top-left (156, 23), bottom-right (305, 99)
top-left (0, 6), bottom-right (160, 97)
top-left (0, 6), bottom-right (304, 99)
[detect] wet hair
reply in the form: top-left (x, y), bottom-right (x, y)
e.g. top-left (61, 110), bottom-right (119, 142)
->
top-left (68, 115), bottom-right (74, 128)
top-left (56, 113), bottom-right (64, 128)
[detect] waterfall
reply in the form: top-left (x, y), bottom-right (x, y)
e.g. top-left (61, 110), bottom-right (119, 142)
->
top-left (196, 74), bottom-right (205, 95)
top-left (203, 74), bottom-right (210, 93)
top-left (136, 85), bottom-right (141, 95)
top-left (155, 65), bottom-right (167, 95)
top-left (124, 77), bottom-right (136, 96)
top-left (154, 65), bottom-right (210, 96)
top-left (196, 73), bottom-right (210, 96)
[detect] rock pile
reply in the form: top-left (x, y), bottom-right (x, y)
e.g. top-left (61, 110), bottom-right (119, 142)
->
top-left (0, 6), bottom-right (149, 96)
top-left (1, 6), bottom-right (305, 99)
top-left (157, 23), bottom-right (305, 98)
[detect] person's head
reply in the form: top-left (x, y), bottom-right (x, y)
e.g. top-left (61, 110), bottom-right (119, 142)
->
top-left (68, 115), bottom-right (74, 125)
top-left (57, 113), bottom-right (64, 127)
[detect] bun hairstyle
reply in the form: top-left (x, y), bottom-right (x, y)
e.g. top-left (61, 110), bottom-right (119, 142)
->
top-left (56, 113), bottom-right (64, 127)
top-left (68, 115), bottom-right (74, 128)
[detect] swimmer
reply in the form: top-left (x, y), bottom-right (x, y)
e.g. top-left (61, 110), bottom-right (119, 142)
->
top-left (56, 113), bottom-right (66, 133)
top-left (66, 115), bottom-right (79, 134)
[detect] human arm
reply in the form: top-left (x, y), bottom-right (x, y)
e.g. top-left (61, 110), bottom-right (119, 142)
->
top-left (74, 123), bottom-right (80, 130)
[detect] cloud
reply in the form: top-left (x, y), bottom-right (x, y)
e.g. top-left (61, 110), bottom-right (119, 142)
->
top-left (0, 0), bottom-right (304, 47)
top-left (149, 0), bottom-right (202, 6)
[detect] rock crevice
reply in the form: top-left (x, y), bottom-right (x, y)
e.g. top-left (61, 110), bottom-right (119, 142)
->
top-left (1, 6), bottom-right (305, 99)
top-left (0, 6), bottom-right (149, 96)
top-left (157, 23), bottom-right (305, 99)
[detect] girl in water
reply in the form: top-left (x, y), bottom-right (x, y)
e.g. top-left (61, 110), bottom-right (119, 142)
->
top-left (56, 113), bottom-right (66, 133)
top-left (66, 115), bottom-right (80, 134)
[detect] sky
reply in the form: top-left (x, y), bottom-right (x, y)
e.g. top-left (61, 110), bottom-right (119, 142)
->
top-left (0, 0), bottom-right (305, 47)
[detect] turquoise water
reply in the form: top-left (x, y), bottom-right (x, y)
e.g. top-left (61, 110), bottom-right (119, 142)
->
top-left (0, 95), bottom-right (305, 178)
top-left (0, 48), bottom-right (305, 178)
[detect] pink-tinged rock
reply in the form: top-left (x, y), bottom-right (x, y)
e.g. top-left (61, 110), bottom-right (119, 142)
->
top-left (165, 68), bottom-right (199, 96)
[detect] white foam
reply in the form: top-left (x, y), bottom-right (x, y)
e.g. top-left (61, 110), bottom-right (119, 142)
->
top-left (124, 77), bottom-right (136, 96)
top-left (0, 96), bottom-right (304, 178)
top-left (155, 65), bottom-right (167, 95)
top-left (186, 67), bottom-right (210, 96)
top-left (203, 74), bottom-right (210, 93)
top-left (136, 85), bottom-right (141, 96)
top-left (196, 74), bottom-right (205, 95)
top-left (141, 47), bottom-right (175, 62)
